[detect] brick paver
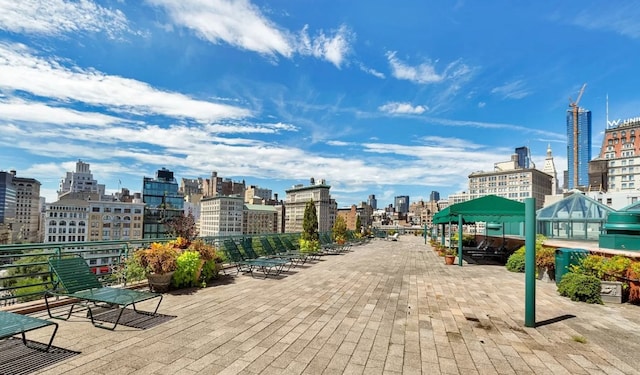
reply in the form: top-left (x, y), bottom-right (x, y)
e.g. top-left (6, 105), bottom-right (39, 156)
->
top-left (23, 235), bottom-right (640, 374)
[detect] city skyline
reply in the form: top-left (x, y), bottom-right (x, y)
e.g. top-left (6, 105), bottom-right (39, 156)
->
top-left (2, 1), bottom-right (640, 207)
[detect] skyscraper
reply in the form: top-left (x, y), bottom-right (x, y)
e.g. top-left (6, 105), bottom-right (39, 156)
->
top-left (567, 108), bottom-right (592, 189)
top-left (142, 168), bottom-right (184, 239)
top-left (429, 191), bottom-right (440, 202)
top-left (394, 196), bottom-right (409, 213)
top-left (367, 194), bottom-right (377, 210)
top-left (515, 146), bottom-right (531, 169)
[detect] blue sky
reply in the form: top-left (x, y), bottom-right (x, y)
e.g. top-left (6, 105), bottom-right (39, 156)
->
top-left (1, 1), bottom-right (640, 208)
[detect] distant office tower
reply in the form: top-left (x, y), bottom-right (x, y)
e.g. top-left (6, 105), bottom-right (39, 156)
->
top-left (0, 172), bottom-right (16, 244)
top-left (567, 108), bottom-right (592, 189)
top-left (142, 168), bottom-right (184, 239)
top-left (285, 178), bottom-right (335, 233)
top-left (199, 195), bottom-right (244, 237)
top-left (58, 160), bottom-right (106, 198)
top-left (429, 191), bottom-right (440, 202)
top-left (515, 146), bottom-right (531, 169)
top-left (243, 204), bottom-right (278, 234)
top-left (0, 171), bottom-right (41, 244)
top-left (368, 194), bottom-right (377, 210)
top-left (394, 196), bottom-right (409, 213)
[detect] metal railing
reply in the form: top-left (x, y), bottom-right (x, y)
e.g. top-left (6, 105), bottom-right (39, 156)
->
top-left (0, 231), bottom-right (365, 306)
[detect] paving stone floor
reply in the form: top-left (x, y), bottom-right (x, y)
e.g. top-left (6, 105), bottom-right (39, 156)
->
top-left (22, 236), bottom-right (640, 374)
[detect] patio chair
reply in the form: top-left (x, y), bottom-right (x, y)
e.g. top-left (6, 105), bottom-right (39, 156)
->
top-left (0, 311), bottom-right (58, 351)
top-left (280, 235), bottom-right (320, 261)
top-left (222, 239), bottom-right (285, 278)
top-left (260, 237), bottom-right (305, 267)
top-left (241, 237), bottom-right (291, 270)
top-left (45, 255), bottom-right (163, 330)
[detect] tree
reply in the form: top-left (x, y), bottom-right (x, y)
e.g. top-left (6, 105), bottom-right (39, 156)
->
top-left (302, 199), bottom-right (319, 242)
top-left (164, 210), bottom-right (199, 241)
top-left (332, 215), bottom-right (347, 242)
top-left (355, 215), bottom-right (361, 233)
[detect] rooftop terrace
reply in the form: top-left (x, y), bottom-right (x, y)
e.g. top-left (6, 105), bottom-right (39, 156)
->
top-left (4, 235), bottom-right (640, 375)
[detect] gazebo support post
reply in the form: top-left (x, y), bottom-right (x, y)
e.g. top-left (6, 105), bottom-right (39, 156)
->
top-left (524, 197), bottom-right (536, 328)
top-left (458, 214), bottom-right (463, 266)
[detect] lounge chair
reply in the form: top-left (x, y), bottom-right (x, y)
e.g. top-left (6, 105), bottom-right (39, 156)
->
top-left (241, 238), bottom-right (291, 270)
top-left (260, 237), bottom-right (305, 267)
top-left (389, 233), bottom-right (399, 241)
top-left (0, 311), bottom-right (58, 351)
top-left (45, 255), bottom-right (163, 330)
top-left (281, 235), bottom-right (321, 260)
top-left (222, 239), bottom-right (285, 278)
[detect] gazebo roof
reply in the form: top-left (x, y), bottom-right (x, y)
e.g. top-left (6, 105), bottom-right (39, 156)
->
top-left (536, 192), bottom-right (614, 221)
top-left (432, 195), bottom-right (525, 224)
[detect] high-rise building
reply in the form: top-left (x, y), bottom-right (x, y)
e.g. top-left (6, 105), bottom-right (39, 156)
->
top-left (394, 196), bottom-right (409, 213)
top-left (542, 144), bottom-right (560, 194)
top-left (468, 168), bottom-right (552, 209)
top-left (0, 172), bottom-right (17, 244)
top-left (284, 178), bottom-right (335, 233)
top-left (429, 191), bottom-right (440, 202)
top-left (142, 168), bottom-right (184, 239)
top-left (199, 195), bottom-right (244, 237)
top-left (0, 171), bottom-right (41, 243)
top-left (567, 108), bottom-right (592, 189)
top-left (243, 204), bottom-right (278, 234)
top-left (367, 194), bottom-right (377, 210)
top-left (58, 160), bottom-right (106, 198)
top-left (598, 116), bottom-right (640, 192)
top-left (515, 146), bottom-right (532, 169)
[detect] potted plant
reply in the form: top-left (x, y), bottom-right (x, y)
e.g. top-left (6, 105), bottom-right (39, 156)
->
top-left (332, 216), bottom-right (348, 245)
top-left (444, 248), bottom-right (456, 265)
top-left (535, 246), bottom-right (556, 282)
top-left (627, 261), bottom-right (640, 304)
top-left (134, 242), bottom-right (179, 292)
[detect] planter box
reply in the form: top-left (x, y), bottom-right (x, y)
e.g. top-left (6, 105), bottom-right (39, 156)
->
top-left (601, 280), bottom-right (624, 304)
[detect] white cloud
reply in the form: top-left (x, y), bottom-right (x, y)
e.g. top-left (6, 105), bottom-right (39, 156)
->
top-left (478, 102), bottom-right (486, 108)
top-left (491, 80), bottom-right (530, 100)
top-left (0, 0), bottom-right (132, 38)
top-left (147, 0), bottom-right (294, 58)
top-left (572, 4), bottom-right (640, 39)
top-left (148, 0), bottom-right (354, 67)
top-left (0, 98), bottom-right (122, 126)
top-left (298, 24), bottom-right (353, 68)
top-left (386, 51), bottom-right (442, 84)
top-left (378, 102), bottom-right (427, 115)
top-left (0, 42), bottom-right (251, 122)
top-left (386, 51), bottom-right (472, 87)
top-left (358, 63), bottom-right (385, 79)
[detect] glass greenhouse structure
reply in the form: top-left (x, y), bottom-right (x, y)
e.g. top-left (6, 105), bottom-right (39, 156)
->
top-left (536, 192), bottom-right (615, 240)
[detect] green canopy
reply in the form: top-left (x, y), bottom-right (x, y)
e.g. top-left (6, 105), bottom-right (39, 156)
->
top-left (432, 195), bottom-right (526, 224)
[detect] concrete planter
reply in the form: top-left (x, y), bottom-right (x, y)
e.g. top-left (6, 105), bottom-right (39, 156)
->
top-left (601, 280), bottom-right (624, 304)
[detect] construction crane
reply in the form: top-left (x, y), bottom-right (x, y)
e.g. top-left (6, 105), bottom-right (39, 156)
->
top-left (569, 83), bottom-right (587, 188)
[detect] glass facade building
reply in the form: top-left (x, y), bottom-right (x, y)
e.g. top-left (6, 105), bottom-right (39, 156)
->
top-left (142, 168), bottom-right (184, 239)
top-left (566, 108), bottom-right (592, 188)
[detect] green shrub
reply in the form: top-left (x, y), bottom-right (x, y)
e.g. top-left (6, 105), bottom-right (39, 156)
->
top-left (199, 259), bottom-right (220, 285)
top-left (557, 272), bottom-right (602, 304)
top-left (505, 246), bottom-right (526, 273)
top-left (299, 238), bottom-right (320, 254)
top-left (172, 251), bottom-right (202, 288)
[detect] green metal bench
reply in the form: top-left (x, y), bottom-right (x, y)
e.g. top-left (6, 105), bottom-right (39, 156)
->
top-left (45, 256), bottom-right (163, 330)
top-left (0, 311), bottom-right (58, 351)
